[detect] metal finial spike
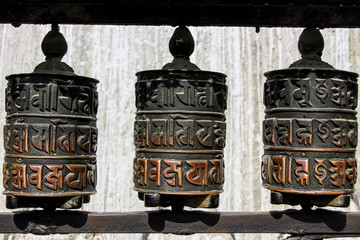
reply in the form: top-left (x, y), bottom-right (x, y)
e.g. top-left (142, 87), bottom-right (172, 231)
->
top-left (169, 26), bottom-right (195, 60)
top-left (41, 24), bottom-right (68, 60)
top-left (51, 23), bottom-right (59, 32)
top-left (298, 28), bottom-right (324, 61)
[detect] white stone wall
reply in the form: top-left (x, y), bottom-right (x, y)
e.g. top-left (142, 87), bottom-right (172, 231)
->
top-left (0, 24), bottom-right (359, 240)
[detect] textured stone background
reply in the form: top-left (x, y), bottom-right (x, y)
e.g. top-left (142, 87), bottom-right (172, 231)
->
top-left (0, 24), bottom-right (359, 240)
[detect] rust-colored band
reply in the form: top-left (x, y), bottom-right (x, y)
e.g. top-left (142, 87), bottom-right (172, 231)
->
top-left (136, 149), bottom-right (223, 154)
top-left (3, 191), bottom-right (96, 197)
top-left (263, 184), bottom-right (354, 195)
top-left (134, 188), bottom-right (223, 195)
top-left (264, 146), bottom-right (356, 153)
top-left (5, 154), bottom-right (96, 159)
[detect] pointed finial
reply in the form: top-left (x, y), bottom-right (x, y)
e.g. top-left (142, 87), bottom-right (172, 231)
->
top-left (289, 28), bottom-right (333, 69)
top-left (169, 26), bottom-right (194, 60)
top-left (162, 26), bottom-right (200, 70)
top-left (298, 28), bottom-right (324, 61)
top-left (41, 24), bottom-right (68, 60)
top-left (34, 24), bottom-right (74, 73)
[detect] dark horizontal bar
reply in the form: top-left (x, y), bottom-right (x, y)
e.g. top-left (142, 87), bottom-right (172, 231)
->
top-left (1, 209), bottom-right (360, 235)
top-left (0, 1), bottom-right (360, 27)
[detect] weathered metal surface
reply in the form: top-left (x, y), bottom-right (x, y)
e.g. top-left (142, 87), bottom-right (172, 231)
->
top-left (0, 210), bottom-right (359, 235)
top-left (3, 25), bottom-right (99, 209)
top-left (0, 1), bottom-right (360, 27)
top-left (262, 28), bottom-right (358, 207)
top-left (133, 26), bottom-right (227, 209)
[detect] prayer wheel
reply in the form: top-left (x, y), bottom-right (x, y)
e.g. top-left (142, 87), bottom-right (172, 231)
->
top-left (3, 25), bottom-right (99, 209)
top-left (133, 26), bottom-right (227, 210)
top-left (262, 28), bottom-right (358, 208)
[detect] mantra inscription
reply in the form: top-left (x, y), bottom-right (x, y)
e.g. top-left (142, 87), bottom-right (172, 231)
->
top-left (6, 79), bottom-right (98, 117)
top-left (133, 158), bottom-right (224, 193)
top-left (134, 70), bottom-right (227, 195)
top-left (263, 118), bottom-right (357, 149)
top-left (134, 117), bottom-right (225, 149)
top-left (262, 68), bottom-right (358, 196)
top-left (264, 70), bottom-right (358, 110)
top-left (3, 162), bottom-right (96, 194)
top-left (261, 155), bottom-right (356, 193)
top-left (4, 123), bottom-right (98, 155)
top-left (136, 72), bottom-right (227, 111)
top-left (3, 74), bottom-right (98, 198)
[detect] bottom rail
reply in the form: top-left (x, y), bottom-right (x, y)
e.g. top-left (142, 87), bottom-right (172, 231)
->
top-left (0, 209), bottom-right (359, 236)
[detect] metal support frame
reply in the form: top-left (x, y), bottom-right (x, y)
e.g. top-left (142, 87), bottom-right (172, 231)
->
top-left (0, 209), bottom-right (358, 237)
top-left (0, 1), bottom-right (359, 28)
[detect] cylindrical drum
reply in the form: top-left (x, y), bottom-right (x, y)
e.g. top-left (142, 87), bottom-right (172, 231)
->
top-left (261, 28), bottom-right (358, 208)
top-left (133, 26), bottom-right (227, 209)
top-left (3, 25), bottom-right (99, 209)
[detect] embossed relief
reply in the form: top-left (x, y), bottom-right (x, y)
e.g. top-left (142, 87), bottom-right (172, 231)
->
top-left (263, 76), bottom-right (358, 109)
top-left (261, 155), bottom-right (356, 189)
top-left (4, 123), bottom-right (98, 155)
top-left (295, 120), bottom-right (313, 146)
top-left (31, 83), bottom-right (58, 112)
top-left (3, 162), bottom-right (9, 189)
top-left (332, 120), bottom-right (357, 147)
top-left (293, 78), bottom-right (312, 107)
top-left (136, 79), bottom-right (227, 110)
top-left (6, 83), bottom-right (98, 117)
top-left (263, 118), bottom-right (357, 148)
top-left (134, 158), bottom-right (224, 189)
top-left (13, 83), bottom-right (31, 111)
top-left (134, 116), bottom-right (226, 149)
top-left (264, 81), bottom-right (277, 108)
top-left (330, 80), bottom-right (357, 108)
top-left (315, 79), bottom-right (329, 104)
top-left (3, 163), bottom-right (96, 192)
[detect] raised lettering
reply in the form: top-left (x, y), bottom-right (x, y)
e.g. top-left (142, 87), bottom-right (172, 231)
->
top-left (272, 156), bottom-right (286, 185)
top-left (314, 159), bottom-right (327, 185)
top-left (294, 158), bottom-right (309, 186)
top-left (11, 164), bottom-right (27, 190)
top-left (65, 165), bottom-right (87, 190)
top-left (137, 159), bottom-right (147, 185)
top-left (148, 159), bottom-right (161, 186)
top-left (163, 160), bottom-right (182, 187)
top-left (329, 160), bottom-right (346, 187)
top-left (186, 161), bottom-right (208, 186)
top-left (29, 165), bottom-right (43, 190)
top-left (44, 165), bottom-right (63, 190)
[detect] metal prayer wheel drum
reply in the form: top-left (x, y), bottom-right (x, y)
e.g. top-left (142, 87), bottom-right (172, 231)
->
top-left (133, 26), bottom-right (227, 209)
top-left (262, 28), bottom-right (358, 208)
top-left (3, 25), bottom-right (98, 209)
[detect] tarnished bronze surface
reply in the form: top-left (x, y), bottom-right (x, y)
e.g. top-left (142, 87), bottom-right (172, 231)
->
top-left (133, 26), bottom-right (227, 209)
top-left (262, 28), bottom-right (358, 208)
top-left (3, 25), bottom-right (99, 209)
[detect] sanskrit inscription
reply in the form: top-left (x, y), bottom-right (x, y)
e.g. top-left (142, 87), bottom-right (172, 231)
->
top-left (134, 117), bottom-right (226, 149)
top-left (136, 79), bottom-right (227, 110)
top-left (3, 163), bottom-right (96, 192)
top-left (261, 155), bottom-right (356, 189)
top-left (263, 118), bottom-right (357, 148)
top-left (134, 158), bottom-right (224, 188)
top-left (4, 123), bottom-right (97, 155)
top-left (264, 77), bottom-right (357, 109)
top-left (6, 83), bottom-right (98, 117)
